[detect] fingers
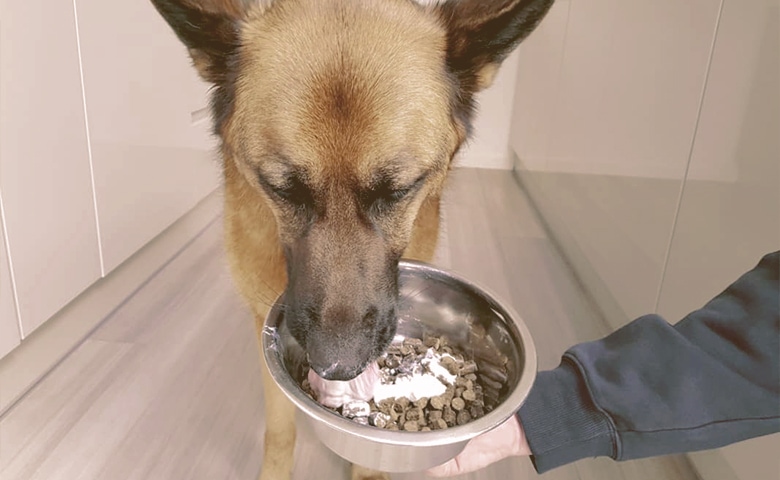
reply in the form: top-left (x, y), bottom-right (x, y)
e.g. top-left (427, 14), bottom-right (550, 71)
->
top-left (425, 456), bottom-right (462, 477)
top-left (426, 446), bottom-right (502, 477)
top-left (425, 416), bottom-right (530, 477)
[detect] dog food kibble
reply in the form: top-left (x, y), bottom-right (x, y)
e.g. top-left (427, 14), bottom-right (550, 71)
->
top-left (384, 355), bottom-right (400, 369)
top-left (442, 405), bottom-right (457, 427)
top-left (405, 407), bottom-right (423, 422)
top-left (462, 389), bottom-right (477, 402)
top-left (304, 333), bottom-right (509, 430)
top-left (403, 420), bottom-right (420, 431)
top-left (429, 395), bottom-right (446, 410)
top-left (456, 410), bottom-right (472, 426)
top-left (432, 418), bottom-right (448, 430)
top-left (451, 397), bottom-right (466, 411)
top-left (342, 400), bottom-right (371, 418)
top-left (369, 411), bottom-right (391, 428)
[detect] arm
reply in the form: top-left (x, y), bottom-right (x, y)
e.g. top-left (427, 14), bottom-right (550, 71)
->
top-left (519, 251), bottom-right (780, 473)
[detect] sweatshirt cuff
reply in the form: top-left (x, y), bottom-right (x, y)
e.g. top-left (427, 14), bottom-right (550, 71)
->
top-left (517, 357), bottom-right (617, 473)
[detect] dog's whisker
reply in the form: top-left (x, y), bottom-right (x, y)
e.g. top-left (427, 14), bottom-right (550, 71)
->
top-left (400, 284), bottom-right (435, 302)
top-left (251, 288), bottom-right (287, 311)
top-left (250, 277), bottom-right (286, 310)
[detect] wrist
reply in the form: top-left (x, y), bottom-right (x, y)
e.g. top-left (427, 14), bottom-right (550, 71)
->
top-left (509, 414), bottom-right (532, 456)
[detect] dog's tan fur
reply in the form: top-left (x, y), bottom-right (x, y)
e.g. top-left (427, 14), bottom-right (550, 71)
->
top-left (223, 0), bottom-right (455, 293)
top-left (224, 7), bottom-right (448, 477)
top-left (150, 0), bottom-right (552, 478)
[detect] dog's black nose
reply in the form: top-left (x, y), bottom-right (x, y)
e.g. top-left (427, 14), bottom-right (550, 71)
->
top-left (299, 303), bottom-right (380, 381)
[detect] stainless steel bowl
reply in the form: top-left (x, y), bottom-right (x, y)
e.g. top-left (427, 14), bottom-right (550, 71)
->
top-left (262, 260), bottom-right (537, 473)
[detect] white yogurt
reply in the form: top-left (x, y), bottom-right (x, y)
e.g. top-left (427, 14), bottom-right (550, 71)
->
top-left (308, 345), bottom-right (457, 408)
top-left (372, 372), bottom-right (447, 403)
top-left (422, 348), bottom-right (457, 385)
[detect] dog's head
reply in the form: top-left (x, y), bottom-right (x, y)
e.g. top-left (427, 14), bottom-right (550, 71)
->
top-left (152, 0), bottom-right (552, 380)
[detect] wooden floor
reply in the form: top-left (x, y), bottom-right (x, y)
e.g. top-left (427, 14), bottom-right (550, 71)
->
top-left (0, 168), bottom-right (698, 480)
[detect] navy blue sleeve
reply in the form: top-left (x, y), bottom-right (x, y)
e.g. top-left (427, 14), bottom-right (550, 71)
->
top-left (517, 251), bottom-right (780, 473)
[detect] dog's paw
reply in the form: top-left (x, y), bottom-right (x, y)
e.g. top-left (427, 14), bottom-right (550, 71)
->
top-left (351, 464), bottom-right (390, 480)
top-left (258, 466), bottom-right (291, 480)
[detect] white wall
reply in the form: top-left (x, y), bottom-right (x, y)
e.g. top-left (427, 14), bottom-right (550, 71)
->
top-left (410, 0), bottom-right (521, 170)
top-left (0, 191), bottom-right (21, 358)
top-left (510, 0), bottom-right (724, 324)
top-left (456, 51), bottom-right (522, 170)
top-left (510, 0), bottom-right (740, 184)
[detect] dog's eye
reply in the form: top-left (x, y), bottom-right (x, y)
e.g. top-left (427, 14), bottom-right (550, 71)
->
top-left (365, 174), bottom-right (427, 213)
top-left (386, 186), bottom-right (414, 202)
top-left (259, 174), bottom-right (313, 207)
top-left (275, 179), bottom-right (312, 206)
top-left (368, 183), bottom-right (410, 207)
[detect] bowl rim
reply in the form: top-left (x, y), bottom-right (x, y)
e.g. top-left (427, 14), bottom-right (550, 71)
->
top-left (262, 259), bottom-right (538, 447)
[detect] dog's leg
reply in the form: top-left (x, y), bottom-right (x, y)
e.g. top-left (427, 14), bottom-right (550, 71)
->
top-left (351, 464), bottom-right (390, 480)
top-left (256, 314), bottom-right (297, 480)
top-left (222, 164), bottom-right (296, 480)
top-left (404, 193), bottom-right (441, 262)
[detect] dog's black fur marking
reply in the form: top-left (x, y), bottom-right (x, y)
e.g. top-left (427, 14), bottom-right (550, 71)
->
top-left (438, 0), bottom-right (555, 141)
top-left (150, 0), bottom-right (242, 135)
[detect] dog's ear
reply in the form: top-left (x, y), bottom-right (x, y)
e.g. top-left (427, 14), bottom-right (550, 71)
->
top-left (438, 0), bottom-right (554, 90)
top-left (150, 0), bottom-right (249, 84)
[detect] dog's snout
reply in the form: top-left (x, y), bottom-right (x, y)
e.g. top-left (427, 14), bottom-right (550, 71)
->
top-left (319, 303), bottom-right (378, 328)
top-left (301, 302), bottom-right (380, 381)
top-left (282, 226), bottom-right (401, 384)
top-left (362, 306), bottom-right (378, 327)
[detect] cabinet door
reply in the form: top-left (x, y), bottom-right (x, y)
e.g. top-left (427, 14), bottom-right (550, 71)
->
top-left (0, 1), bottom-right (102, 335)
top-left (75, 0), bottom-right (220, 274)
top-left (510, 0), bottom-right (722, 327)
top-left (0, 192), bottom-right (20, 358)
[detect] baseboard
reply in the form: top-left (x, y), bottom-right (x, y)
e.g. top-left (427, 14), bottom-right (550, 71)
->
top-left (541, 157), bottom-right (739, 183)
top-left (0, 188), bottom-right (223, 417)
top-left (454, 148), bottom-right (515, 170)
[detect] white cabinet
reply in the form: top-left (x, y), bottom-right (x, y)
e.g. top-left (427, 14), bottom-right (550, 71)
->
top-left (0, 0), bottom-right (219, 358)
top-left (657, 0), bottom-right (780, 321)
top-left (0, 0), bottom-right (102, 336)
top-left (509, 0), bottom-right (723, 327)
top-left (511, 1), bottom-right (779, 478)
top-left (0, 192), bottom-right (20, 358)
top-left (75, 0), bottom-right (220, 274)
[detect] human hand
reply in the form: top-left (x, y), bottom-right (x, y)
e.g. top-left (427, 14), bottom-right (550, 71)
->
top-left (426, 415), bottom-right (531, 477)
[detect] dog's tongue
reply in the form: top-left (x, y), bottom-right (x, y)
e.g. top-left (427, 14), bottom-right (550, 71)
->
top-left (307, 362), bottom-right (380, 409)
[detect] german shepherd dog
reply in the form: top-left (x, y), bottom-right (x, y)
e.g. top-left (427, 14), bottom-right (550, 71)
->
top-left (150, 0), bottom-right (552, 478)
